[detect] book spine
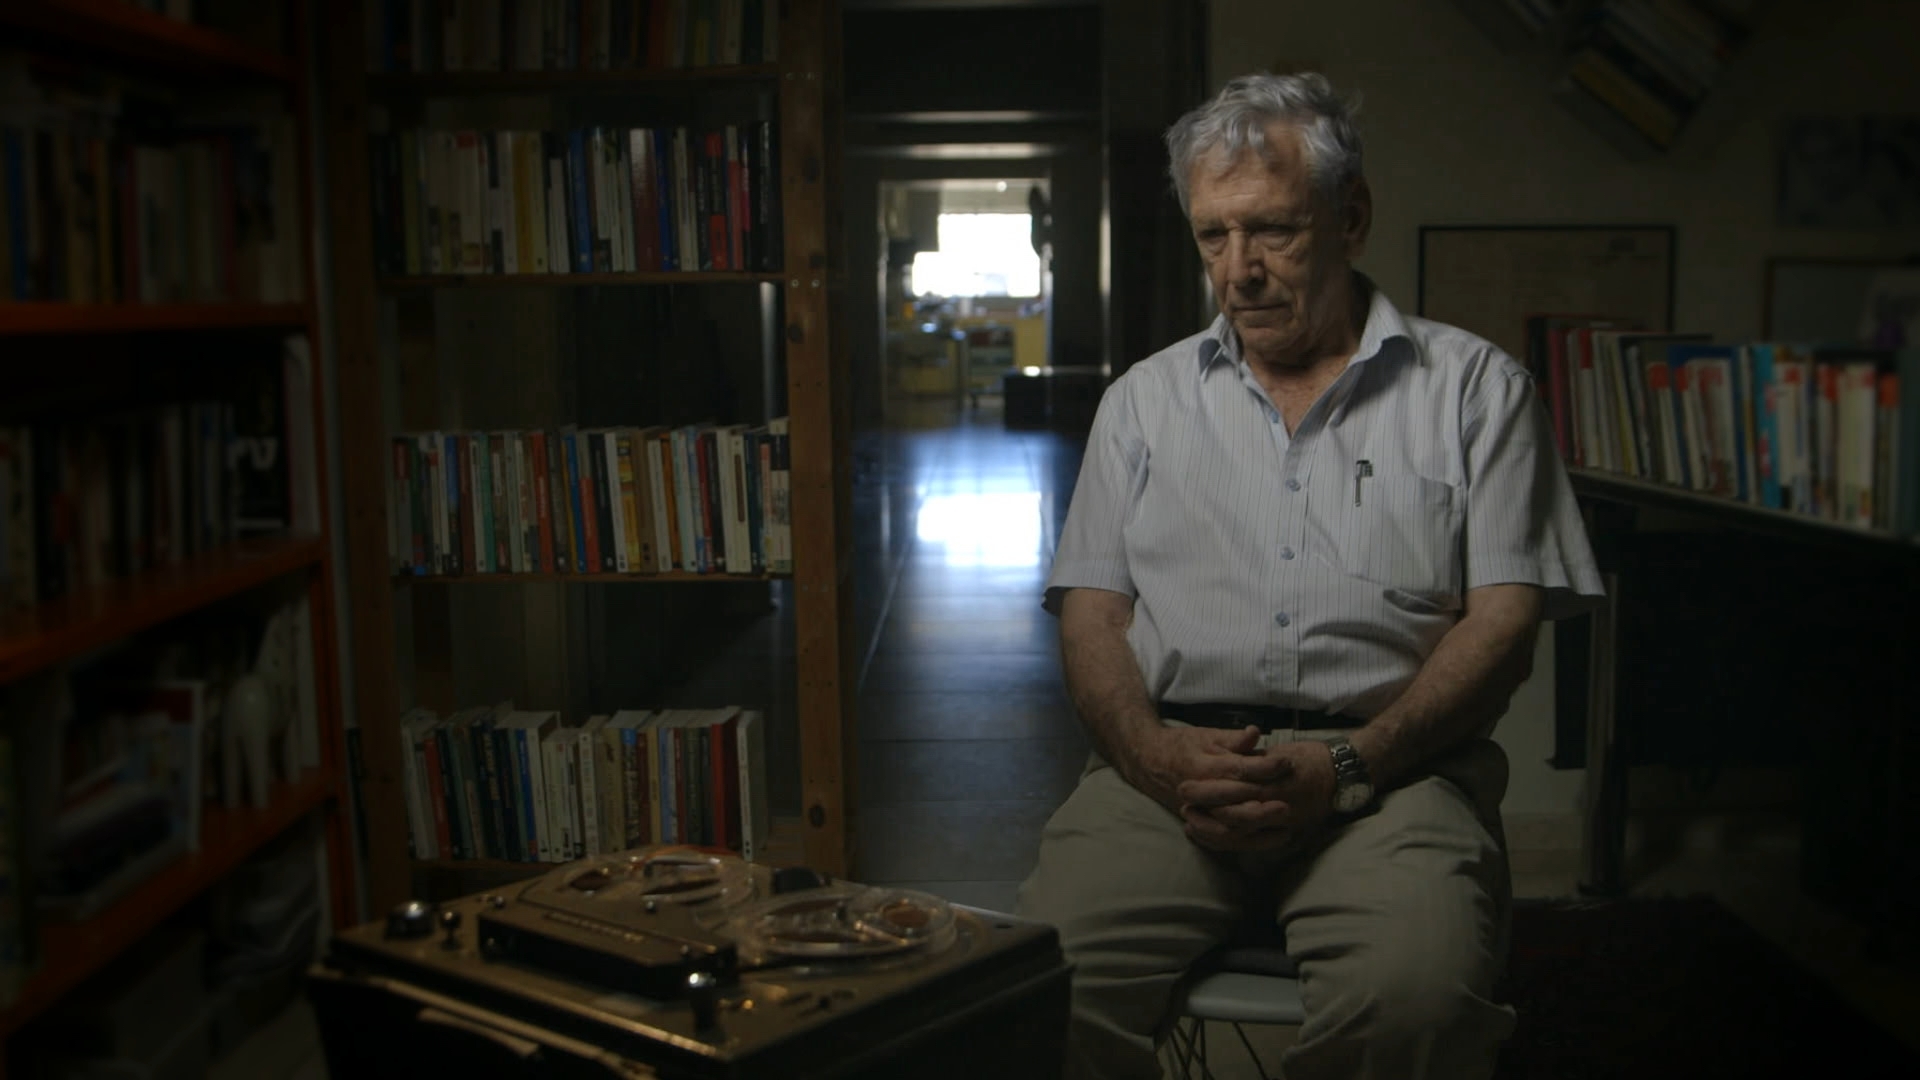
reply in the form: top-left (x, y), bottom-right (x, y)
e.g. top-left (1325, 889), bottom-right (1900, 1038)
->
top-left (470, 432), bottom-right (493, 572)
top-left (491, 726), bottom-right (524, 861)
top-left (488, 433), bottom-right (511, 571)
top-left (517, 432), bottom-right (540, 570)
top-left (429, 726), bottom-right (461, 859)
top-left (622, 727), bottom-right (645, 845)
top-left (587, 431), bottom-right (614, 571)
top-left (563, 430), bottom-right (589, 572)
top-left (566, 130), bottom-right (593, 274)
top-left (617, 431), bottom-right (646, 571)
top-left (514, 727), bottom-right (542, 862)
top-left (530, 430), bottom-right (555, 573)
top-left (547, 428), bottom-right (572, 572)
top-left (601, 430), bottom-right (629, 572)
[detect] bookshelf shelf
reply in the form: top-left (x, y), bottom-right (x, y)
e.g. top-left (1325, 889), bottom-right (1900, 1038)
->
top-left (368, 65), bottom-right (781, 96)
top-left (0, 767), bottom-right (338, 1036)
top-left (332, 0), bottom-right (852, 916)
top-left (1568, 468), bottom-right (1920, 553)
top-left (0, 0), bottom-right (297, 83)
top-left (394, 570), bottom-right (783, 584)
top-left (378, 272), bottom-right (784, 290)
top-left (0, 303), bottom-right (313, 337)
top-left (0, 535), bottom-right (327, 684)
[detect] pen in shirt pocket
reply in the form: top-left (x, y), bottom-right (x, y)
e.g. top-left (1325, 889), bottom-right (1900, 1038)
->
top-left (1354, 460), bottom-right (1373, 506)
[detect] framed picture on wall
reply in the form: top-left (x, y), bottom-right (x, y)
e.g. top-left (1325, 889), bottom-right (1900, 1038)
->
top-left (1416, 225), bottom-right (1677, 360)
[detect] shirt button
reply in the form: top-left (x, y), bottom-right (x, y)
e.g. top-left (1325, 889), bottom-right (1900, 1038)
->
top-left (1280, 546), bottom-right (1295, 560)
top-left (1274, 612), bottom-right (1291, 627)
top-left (1285, 478), bottom-right (1301, 492)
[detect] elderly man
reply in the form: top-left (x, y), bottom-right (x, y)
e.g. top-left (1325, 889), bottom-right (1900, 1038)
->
top-left (1016, 73), bottom-right (1603, 1080)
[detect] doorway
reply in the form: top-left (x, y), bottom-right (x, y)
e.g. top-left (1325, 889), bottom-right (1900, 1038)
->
top-left (880, 178), bottom-right (1052, 429)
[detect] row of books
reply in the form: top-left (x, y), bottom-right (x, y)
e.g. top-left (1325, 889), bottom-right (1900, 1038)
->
top-left (1560, 0), bottom-right (1749, 150)
top-left (0, 338), bottom-right (319, 611)
top-left (0, 57), bottom-right (305, 305)
top-left (1524, 315), bottom-right (1920, 533)
top-left (365, 0), bottom-right (782, 74)
top-left (369, 123), bottom-right (780, 278)
top-left (389, 421), bottom-right (792, 578)
top-left (398, 704), bottom-right (770, 864)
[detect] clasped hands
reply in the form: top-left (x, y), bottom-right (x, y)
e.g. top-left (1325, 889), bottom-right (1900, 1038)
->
top-left (1134, 725), bottom-right (1337, 853)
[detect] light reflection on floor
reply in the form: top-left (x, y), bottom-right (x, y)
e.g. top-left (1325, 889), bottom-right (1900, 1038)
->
top-left (914, 491), bottom-right (1044, 568)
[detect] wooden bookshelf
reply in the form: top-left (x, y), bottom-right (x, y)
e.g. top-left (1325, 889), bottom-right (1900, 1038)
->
top-left (0, 0), bottom-right (296, 83)
top-left (1569, 468), bottom-right (1920, 554)
top-left (368, 65), bottom-right (781, 95)
top-left (0, 536), bottom-right (327, 683)
top-left (328, 0), bottom-right (853, 917)
top-left (379, 272), bottom-right (783, 290)
top-left (0, 768), bottom-right (337, 1035)
top-left (0, 2), bottom-right (357, 1064)
top-left (0, 302), bottom-right (312, 337)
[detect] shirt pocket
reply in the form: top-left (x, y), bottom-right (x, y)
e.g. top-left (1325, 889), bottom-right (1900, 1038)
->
top-left (1321, 472), bottom-right (1464, 613)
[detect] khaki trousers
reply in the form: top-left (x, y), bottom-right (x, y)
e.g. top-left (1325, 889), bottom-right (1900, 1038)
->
top-left (1015, 728), bottom-right (1516, 1080)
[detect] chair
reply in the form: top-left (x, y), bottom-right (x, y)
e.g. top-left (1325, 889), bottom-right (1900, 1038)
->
top-left (1163, 944), bottom-right (1303, 1080)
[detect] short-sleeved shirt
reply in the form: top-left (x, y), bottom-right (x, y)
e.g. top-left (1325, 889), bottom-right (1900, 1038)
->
top-left (1043, 275), bottom-right (1605, 720)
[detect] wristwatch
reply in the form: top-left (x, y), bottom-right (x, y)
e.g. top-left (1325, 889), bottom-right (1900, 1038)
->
top-left (1323, 735), bottom-right (1376, 816)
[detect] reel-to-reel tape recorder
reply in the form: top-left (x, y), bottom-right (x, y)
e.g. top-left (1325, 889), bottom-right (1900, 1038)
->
top-left (307, 847), bottom-right (1071, 1079)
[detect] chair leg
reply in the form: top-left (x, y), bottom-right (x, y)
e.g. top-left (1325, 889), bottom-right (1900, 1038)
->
top-left (1227, 1021), bottom-right (1274, 1080)
top-left (1162, 1017), bottom-right (1222, 1080)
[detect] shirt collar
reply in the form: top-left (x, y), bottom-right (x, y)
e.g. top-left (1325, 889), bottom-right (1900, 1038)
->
top-left (1196, 272), bottom-right (1416, 379)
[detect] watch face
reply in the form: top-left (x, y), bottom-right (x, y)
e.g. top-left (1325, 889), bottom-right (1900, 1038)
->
top-left (1335, 782), bottom-right (1373, 814)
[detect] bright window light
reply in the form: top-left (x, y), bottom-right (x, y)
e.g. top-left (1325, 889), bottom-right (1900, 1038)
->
top-left (910, 214), bottom-right (1040, 299)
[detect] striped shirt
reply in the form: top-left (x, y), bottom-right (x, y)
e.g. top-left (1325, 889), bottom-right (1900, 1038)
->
top-left (1044, 276), bottom-right (1604, 720)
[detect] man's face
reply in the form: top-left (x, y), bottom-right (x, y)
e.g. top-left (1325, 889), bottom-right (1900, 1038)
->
top-left (1186, 125), bottom-right (1365, 368)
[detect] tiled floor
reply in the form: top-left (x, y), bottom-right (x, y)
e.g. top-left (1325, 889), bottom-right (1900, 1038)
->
top-left (853, 395), bottom-right (1089, 913)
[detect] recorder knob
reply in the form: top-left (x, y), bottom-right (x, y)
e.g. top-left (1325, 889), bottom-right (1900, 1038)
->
top-left (687, 971), bottom-right (722, 1034)
top-left (385, 900), bottom-right (435, 940)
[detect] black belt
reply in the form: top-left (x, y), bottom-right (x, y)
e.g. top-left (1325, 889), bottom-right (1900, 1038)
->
top-left (1158, 701), bottom-right (1351, 732)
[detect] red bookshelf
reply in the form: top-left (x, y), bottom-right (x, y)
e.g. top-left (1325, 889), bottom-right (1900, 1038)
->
top-left (0, 769), bottom-right (339, 1036)
top-left (0, 0), bottom-right (296, 83)
top-left (0, 303), bottom-right (312, 337)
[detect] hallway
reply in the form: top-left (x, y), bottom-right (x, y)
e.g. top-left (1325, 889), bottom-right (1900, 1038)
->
top-left (849, 400), bottom-right (1089, 912)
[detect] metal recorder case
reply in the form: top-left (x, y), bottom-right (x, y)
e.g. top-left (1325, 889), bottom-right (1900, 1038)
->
top-left (308, 847), bottom-right (1071, 1080)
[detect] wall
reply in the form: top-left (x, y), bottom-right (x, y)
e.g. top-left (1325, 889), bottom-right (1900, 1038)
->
top-left (1208, 0), bottom-right (1920, 818)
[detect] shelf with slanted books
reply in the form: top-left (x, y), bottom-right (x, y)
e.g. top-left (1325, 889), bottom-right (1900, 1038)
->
top-left (327, 0), bottom-right (852, 917)
top-left (0, 1), bottom-right (356, 1060)
top-left (1525, 314), bottom-right (1920, 543)
top-left (1450, 0), bottom-right (1774, 159)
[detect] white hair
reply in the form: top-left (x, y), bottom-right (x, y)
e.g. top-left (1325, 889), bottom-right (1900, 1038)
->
top-left (1165, 72), bottom-right (1365, 215)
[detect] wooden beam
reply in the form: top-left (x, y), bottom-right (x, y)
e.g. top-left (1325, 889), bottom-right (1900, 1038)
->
top-left (782, 0), bottom-right (855, 878)
top-left (318, 0), bottom-right (413, 914)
